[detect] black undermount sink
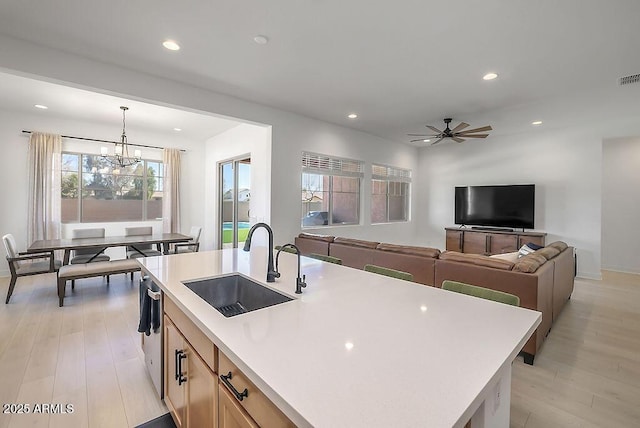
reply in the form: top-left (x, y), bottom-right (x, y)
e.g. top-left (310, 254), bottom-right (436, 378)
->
top-left (182, 274), bottom-right (293, 317)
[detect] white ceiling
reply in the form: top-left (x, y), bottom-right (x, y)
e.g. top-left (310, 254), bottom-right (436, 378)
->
top-left (0, 72), bottom-right (241, 141)
top-left (0, 0), bottom-right (640, 144)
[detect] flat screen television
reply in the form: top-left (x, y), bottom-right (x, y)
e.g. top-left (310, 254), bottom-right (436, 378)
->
top-left (455, 184), bottom-right (535, 229)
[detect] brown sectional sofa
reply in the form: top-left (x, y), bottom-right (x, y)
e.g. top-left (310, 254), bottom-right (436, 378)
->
top-left (295, 232), bottom-right (575, 364)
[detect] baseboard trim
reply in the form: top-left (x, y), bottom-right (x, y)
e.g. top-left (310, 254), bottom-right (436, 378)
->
top-left (576, 271), bottom-right (602, 280)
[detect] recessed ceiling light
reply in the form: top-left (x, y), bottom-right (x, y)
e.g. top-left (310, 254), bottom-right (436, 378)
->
top-left (422, 139), bottom-right (430, 143)
top-left (347, 113), bottom-right (358, 119)
top-left (532, 120), bottom-right (542, 125)
top-left (253, 35), bottom-right (269, 45)
top-left (345, 342), bottom-right (354, 350)
top-left (483, 72), bottom-right (498, 81)
top-left (173, 128), bottom-right (182, 132)
top-left (34, 104), bottom-right (48, 109)
top-left (162, 40), bottom-right (180, 51)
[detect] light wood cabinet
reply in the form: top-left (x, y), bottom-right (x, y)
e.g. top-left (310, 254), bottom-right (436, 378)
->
top-left (445, 228), bottom-right (546, 255)
top-left (219, 384), bottom-right (259, 428)
top-left (164, 317), bottom-right (186, 428)
top-left (218, 352), bottom-right (295, 428)
top-left (163, 295), bottom-right (294, 428)
top-left (164, 314), bottom-right (217, 428)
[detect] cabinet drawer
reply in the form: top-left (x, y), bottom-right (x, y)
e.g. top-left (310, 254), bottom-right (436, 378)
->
top-left (165, 296), bottom-right (217, 373)
top-left (218, 352), bottom-right (295, 428)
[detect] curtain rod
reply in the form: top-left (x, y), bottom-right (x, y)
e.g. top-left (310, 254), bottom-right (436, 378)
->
top-left (21, 130), bottom-right (186, 152)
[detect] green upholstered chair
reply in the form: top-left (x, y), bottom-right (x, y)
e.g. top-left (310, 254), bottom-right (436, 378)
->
top-left (364, 264), bottom-right (413, 282)
top-left (441, 280), bottom-right (520, 306)
top-left (275, 245), bottom-right (297, 254)
top-left (308, 253), bottom-right (343, 265)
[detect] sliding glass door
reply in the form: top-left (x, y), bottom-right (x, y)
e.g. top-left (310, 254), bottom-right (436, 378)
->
top-left (218, 157), bottom-right (251, 249)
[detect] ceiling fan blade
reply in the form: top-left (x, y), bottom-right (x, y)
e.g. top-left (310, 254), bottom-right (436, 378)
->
top-left (430, 137), bottom-right (445, 146)
top-left (457, 125), bottom-right (492, 134)
top-left (452, 137), bottom-right (466, 143)
top-left (407, 133), bottom-right (438, 137)
top-left (426, 125), bottom-right (443, 134)
top-left (459, 134), bottom-right (489, 138)
top-left (450, 122), bottom-right (470, 133)
top-left (410, 138), bottom-right (430, 142)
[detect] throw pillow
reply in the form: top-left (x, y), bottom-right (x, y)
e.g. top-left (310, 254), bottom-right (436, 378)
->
top-left (518, 244), bottom-right (538, 258)
top-left (526, 242), bottom-right (544, 250)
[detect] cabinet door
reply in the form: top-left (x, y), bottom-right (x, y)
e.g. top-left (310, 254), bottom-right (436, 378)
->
top-left (186, 344), bottom-right (217, 428)
top-left (487, 234), bottom-right (517, 255)
top-left (165, 317), bottom-right (186, 428)
top-left (463, 231), bottom-right (487, 254)
top-left (219, 384), bottom-right (258, 428)
top-left (445, 230), bottom-right (463, 252)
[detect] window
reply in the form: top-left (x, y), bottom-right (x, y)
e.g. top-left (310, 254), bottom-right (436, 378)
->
top-left (61, 152), bottom-right (163, 223)
top-left (371, 164), bottom-right (411, 223)
top-left (301, 152), bottom-right (363, 227)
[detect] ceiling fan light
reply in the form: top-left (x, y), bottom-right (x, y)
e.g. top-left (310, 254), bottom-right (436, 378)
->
top-left (532, 120), bottom-right (542, 125)
top-left (423, 139), bottom-right (430, 142)
top-left (483, 72), bottom-right (498, 81)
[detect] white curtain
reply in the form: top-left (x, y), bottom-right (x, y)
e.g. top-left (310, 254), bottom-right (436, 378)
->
top-left (27, 132), bottom-right (62, 244)
top-left (162, 148), bottom-right (181, 233)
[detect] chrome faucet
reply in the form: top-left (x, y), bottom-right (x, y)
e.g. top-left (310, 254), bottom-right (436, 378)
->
top-left (243, 223), bottom-right (280, 283)
top-left (275, 244), bottom-right (307, 294)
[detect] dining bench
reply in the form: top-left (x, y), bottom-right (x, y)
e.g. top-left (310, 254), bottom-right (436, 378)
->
top-left (57, 259), bottom-right (141, 306)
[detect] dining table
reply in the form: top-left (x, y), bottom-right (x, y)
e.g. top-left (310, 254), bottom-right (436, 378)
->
top-left (26, 233), bottom-right (192, 265)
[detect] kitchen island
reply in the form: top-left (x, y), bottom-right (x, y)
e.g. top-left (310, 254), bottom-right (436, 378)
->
top-left (139, 247), bottom-right (541, 428)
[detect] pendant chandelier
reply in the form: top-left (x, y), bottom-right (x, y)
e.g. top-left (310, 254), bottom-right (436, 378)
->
top-left (101, 106), bottom-right (141, 168)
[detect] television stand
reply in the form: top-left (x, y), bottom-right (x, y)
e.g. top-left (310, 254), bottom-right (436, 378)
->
top-left (470, 226), bottom-right (514, 232)
top-left (445, 227), bottom-right (546, 255)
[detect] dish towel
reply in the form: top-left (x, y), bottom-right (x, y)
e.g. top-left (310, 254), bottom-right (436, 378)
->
top-left (138, 276), bottom-right (161, 336)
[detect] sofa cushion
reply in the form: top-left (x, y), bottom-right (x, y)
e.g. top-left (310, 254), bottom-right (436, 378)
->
top-left (548, 241), bottom-right (568, 251)
top-left (537, 246), bottom-right (561, 260)
top-left (376, 243), bottom-right (440, 258)
top-left (513, 253), bottom-right (547, 273)
top-left (333, 237), bottom-right (379, 249)
top-left (298, 233), bottom-right (335, 243)
top-left (439, 251), bottom-right (514, 270)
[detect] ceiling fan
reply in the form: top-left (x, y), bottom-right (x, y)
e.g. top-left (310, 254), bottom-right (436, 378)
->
top-left (408, 118), bottom-right (492, 145)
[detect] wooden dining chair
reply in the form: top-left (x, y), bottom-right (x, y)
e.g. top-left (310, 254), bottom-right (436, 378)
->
top-left (172, 226), bottom-right (202, 254)
top-left (3, 233), bottom-right (62, 303)
top-left (70, 228), bottom-right (111, 264)
top-left (125, 227), bottom-right (162, 259)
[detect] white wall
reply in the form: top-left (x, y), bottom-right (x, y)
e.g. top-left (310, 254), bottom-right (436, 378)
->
top-left (0, 107), bottom-right (207, 275)
top-left (601, 137), bottom-right (640, 274)
top-left (203, 123), bottom-right (271, 249)
top-left (417, 127), bottom-right (603, 279)
top-left (270, 114), bottom-right (419, 247)
top-left (0, 35), bottom-right (420, 254)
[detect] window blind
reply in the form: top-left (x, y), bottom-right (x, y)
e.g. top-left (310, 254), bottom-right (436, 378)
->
top-left (302, 152), bottom-right (363, 177)
top-left (372, 164), bottom-right (412, 182)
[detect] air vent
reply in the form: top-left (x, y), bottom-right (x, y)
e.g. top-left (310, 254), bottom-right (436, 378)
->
top-left (619, 74), bottom-right (640, 86)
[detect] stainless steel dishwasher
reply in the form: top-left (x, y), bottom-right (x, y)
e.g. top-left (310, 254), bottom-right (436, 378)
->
top-left (140, 275), bottom-right (163, 399)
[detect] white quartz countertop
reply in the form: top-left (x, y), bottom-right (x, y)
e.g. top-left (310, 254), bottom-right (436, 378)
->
top-left (139, 247), bottom-right (541, 428)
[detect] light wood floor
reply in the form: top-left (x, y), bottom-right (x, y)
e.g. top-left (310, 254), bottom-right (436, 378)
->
top-left (0, 273), bottom-right (166, 428)
top-left (1, 271), bottom-right (639, 427)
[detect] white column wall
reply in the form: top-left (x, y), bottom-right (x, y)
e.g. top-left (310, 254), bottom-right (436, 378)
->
top-left (601, 137), bottom-right (640, 274)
